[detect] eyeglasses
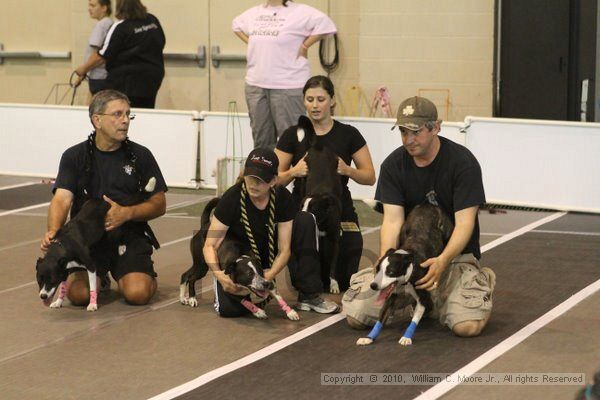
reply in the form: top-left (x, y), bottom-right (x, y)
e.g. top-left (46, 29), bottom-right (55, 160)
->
top-left (96, 111), bottom-right (136, 120)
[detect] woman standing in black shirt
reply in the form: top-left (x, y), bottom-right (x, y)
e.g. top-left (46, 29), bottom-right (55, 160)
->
top-left (275, 75), bottom-right (376, 313)
top-left (76, 0), bottom-right (165, 108)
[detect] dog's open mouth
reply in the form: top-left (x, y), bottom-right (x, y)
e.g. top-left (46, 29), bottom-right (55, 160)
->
top-left (375, 282), bottom-right (397, 306)
top-left (249, 288), bottom-right (269, 299)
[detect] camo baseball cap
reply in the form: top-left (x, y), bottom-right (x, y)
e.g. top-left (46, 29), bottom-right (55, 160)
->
top-left (392, 96), bottom-right (438, 131)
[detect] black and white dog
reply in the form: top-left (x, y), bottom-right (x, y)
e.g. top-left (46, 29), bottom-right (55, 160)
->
top-left (36, 198), bottom-right (109, 311)
top-left (179, 197), bottom-right (299, 320)
top-left (36, 178), bottom-right (156, 311)
top-left (356, 201), bottom-right (453, 346)
top-left (295, 115), bottom-right (343, 294)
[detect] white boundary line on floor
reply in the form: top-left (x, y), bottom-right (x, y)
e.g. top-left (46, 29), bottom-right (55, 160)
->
top-left (0, 238), bottom-right (41, 252)
top-left (414, 278), bottom-right (600, 400)
top-left (0, 202), bottom-right (50, 217)
top-left (0, 182), bottom-right (39, 191)
top-left (414, 211), bottom-right (577, 400)
top-left (479, 212), bottom-right (566, 253)
top-left (147, 212), bottom-right (569, 400)
top-left (147, 314), bottom-right (347, 400)
top-left (532, 229), bottom-right (600, 237)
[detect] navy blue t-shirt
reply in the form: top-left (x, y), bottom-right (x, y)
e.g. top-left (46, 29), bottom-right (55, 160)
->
top-left (375, 136), bottom-right (485, 258)
top-left (53, 138), bottom-right (167, 217)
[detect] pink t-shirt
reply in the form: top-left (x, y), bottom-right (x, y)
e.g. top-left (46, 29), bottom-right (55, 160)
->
top-left (232, 2), bottom-right (337, 89)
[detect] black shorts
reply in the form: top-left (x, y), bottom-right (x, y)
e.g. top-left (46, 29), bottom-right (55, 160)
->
top-left (91, 228), bottom-right (157, 282)
top-left (213, 277), bottom-right (251, 318)
top-left (88, 78), bottom-right (109, 95)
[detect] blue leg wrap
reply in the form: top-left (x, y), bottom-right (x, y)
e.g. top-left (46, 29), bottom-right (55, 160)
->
top-left (403, 321), bottom-right (418, 339)
top-left (367, 321), bottom-right (383, 341)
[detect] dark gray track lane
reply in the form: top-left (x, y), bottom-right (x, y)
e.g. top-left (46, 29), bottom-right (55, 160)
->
top-left (173, 214), bottom-right (600, 400)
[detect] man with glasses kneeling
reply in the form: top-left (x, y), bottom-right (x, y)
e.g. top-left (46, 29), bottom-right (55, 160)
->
top-left (41, 89), bottom-right (167, 307)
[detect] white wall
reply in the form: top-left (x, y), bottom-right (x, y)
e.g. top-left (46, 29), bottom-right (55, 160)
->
top-left (1, 104), bottom-right (599, 213)
top-left (0, 104), bottom-right (200, 187)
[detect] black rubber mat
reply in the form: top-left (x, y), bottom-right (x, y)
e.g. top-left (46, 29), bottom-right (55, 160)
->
top-left (0, 184), bottom-right (52, 210)
top-left (174, 215), bottom-right (600, 399)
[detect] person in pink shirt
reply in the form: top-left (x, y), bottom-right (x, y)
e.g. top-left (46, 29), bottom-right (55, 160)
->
top-left (233, 0), bottom-right (337, 149)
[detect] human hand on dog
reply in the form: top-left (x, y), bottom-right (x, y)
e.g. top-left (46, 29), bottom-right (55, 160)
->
top-left (337, 158), bottom-right (350, 176)
top-left (263, 268), bottom-right (275, 282)
top-left (214, 270), bottom-right (243, 295)
top-left (41, 230), bottom-right (57, 252)
top-left (292, 155), bottom-right (308, 178)
top-left (103, 196), bottom-right (132, 231)
top-left (416, 256), bottom-right (450, 291)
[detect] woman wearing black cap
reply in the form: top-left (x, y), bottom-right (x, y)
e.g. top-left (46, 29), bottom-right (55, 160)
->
top-left (203, 148), bottom-right (297, 317)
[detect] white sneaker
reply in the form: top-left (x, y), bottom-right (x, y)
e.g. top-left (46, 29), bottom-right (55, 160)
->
top-left (297, 296), bottom-right (340, 314)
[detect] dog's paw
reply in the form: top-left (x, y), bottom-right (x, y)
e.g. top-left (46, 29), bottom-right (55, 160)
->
top-left (187, 297), bottom-right (198, 307)
top-left (49, 299), bottom-right (63, 309)
top-left (253, 309), bottom-right (268, 319)
top-left (356, 337), bottom-right (374, 346)
top-left (329, 278), bottom-right (340, 294)
top-left (399, 337), bottom-right (413, 346)
top-left (286, 309), bottom-right (300, 321)
top-left (179, 296), bottom-right (188, 305)
top-left (87, 303), bottom-right (98, 312)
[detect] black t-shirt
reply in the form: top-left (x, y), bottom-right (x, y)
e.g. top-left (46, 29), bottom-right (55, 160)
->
top-left (375, 136), bottom-right (485, 258)
top-left (99, 13), bottom-right (165, 97)
top-left (213, 182), bottom-right (297, 268)
top-left (276, 119), bottom-right (367, 221)
top-left (53, 139), bottom-right (167, 217)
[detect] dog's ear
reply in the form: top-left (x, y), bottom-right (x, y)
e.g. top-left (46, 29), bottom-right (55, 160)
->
top-left (297, 115), bottom-right (316, 145)
top-left (224, 263), bottom-right (235, 276)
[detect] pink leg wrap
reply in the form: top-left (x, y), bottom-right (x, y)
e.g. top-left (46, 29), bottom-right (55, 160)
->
top-left (277, 297), bottom-right (292, 314)
top-left (58, 281), bottom-right (69, 300)
top-left (89, 290), bottom-right (98, 305)
top-left (241, 299), bottom-right (261, 314)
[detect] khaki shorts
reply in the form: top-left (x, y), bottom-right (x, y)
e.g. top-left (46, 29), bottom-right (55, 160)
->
top-left (433, 254), bottom-right (494, 329)
top-left (342, 254), bottom-right (494, 330)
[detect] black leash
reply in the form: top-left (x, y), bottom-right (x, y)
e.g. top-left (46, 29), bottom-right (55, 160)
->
top-left (43, 72), bottom-right (85, 105)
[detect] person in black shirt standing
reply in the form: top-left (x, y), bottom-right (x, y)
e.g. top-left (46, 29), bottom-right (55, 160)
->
top-left (75, 0), bottom-right (165, 108)
top-left (41, 89), bottom-right (167, 306)
top-left (276, 75), bottom-right (376, 313)
top-left (346, 96), bottom-right (496, 337)
top-left (203, 148), bottom-right (296, 317)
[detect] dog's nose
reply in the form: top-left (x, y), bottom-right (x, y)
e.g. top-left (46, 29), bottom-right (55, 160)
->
top-left (40, 293), bottom-right (48, 300)
top-left (370, 282), bottom-right (379, 290)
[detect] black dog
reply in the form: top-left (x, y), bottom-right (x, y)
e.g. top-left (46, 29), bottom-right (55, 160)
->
top-left (356, 201), bottom-right (453, 346)
top-left (36, 198), bottom-right (110, 311)
top-left (295, 115), bottom-right (343, 293)
top-left (179, 197), bottom-right (299, 320)
top-left (36, 178), bottom-right (157, 311)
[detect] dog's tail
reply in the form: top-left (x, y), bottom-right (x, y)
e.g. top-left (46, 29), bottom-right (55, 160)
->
top-left (297, 115), bottom-right (317, 146)
top-left (200, 197), bottom-right (220, 229)
top-left (363, 198), bottom-right (384, 214)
